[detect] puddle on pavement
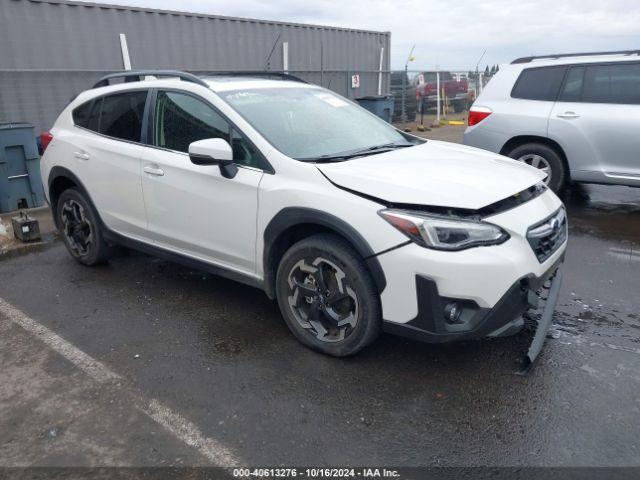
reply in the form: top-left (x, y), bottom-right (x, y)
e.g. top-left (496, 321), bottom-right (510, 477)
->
top-left (564, 184), bottom-right (640, 243)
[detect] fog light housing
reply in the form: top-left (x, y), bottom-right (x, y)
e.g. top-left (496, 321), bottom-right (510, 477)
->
top-left (444, 302), bottom-right (462, 324)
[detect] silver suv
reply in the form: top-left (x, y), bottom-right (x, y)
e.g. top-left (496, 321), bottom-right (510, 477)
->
top-left (463, 50), bottom-right (640, 193)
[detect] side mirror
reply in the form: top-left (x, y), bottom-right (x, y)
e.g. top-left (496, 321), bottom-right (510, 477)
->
top-left (188, 138), bottom-right (238, 179)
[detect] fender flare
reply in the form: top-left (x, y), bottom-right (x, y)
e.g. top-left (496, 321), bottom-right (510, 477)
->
top-left (48, 166), bottom-right (105, 229)
top-left (262, 207), bottom-right (387, 299)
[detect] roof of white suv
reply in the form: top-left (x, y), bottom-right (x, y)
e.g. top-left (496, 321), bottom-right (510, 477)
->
top-left (203, 76), bottom-right (314, 92)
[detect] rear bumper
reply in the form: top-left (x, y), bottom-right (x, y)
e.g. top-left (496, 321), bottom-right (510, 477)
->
top-left (463, 124), bottom-right (508, 153)
top-left (383, 255), bottom-right (563, 344)
top-left (423, 93), bottom-right (468, 102)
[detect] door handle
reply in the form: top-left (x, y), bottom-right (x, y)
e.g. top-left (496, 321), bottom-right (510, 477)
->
top-left (143, 165), bottom-right (165, 176)
top-left (74, 151), bottom-right (90, 160)
top-left (557, 112), bottom-right (580, 119)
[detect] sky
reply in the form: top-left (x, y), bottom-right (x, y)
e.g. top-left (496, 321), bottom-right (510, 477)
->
top-left (78, 0), bottom-right (640, 70)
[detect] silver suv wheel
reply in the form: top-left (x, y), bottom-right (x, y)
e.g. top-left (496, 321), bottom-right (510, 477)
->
top-left (516, 153), bottom-right (551, 184)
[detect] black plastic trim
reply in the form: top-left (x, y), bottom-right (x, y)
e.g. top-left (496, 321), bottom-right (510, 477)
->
top-left (102, 229), bottom-right (264, 291)
top-left (263, 207), bottom-right (388, 299)
top-left (48, 167), bottom-right (100, 228)
top-left (383, 255), bottom-right (564, 344)
top-left (93, 70), bottom-right (210, 89)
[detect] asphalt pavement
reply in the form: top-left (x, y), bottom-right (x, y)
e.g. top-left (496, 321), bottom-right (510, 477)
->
top-left (1, 132), bottom-right (639, 468)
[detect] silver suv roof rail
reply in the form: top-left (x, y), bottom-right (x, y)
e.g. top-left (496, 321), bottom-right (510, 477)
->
top-left (92, 70), bottom-right (209, 89)
top-left (511, 50), bottom-right (640, 64)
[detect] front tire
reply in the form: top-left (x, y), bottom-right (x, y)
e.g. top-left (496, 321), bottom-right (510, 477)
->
top-left (507, 143), bottom-right (567, 193)
top-left (275, 234), bottom-right (381, 357)
top-left (56, 188), bottom-right (112, 266)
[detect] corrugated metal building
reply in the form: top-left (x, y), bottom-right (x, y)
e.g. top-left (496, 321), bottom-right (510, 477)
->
top-left (0, 0), bottom-right (391, 132)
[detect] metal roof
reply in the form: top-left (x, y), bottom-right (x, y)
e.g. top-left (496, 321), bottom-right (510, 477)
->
top-left (25, 0), bottom-right (391, 35)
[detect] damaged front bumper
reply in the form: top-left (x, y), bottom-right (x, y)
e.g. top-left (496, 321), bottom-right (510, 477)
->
top-left (383, 256), bottom-right (564, 367)
top-left (519, 267), bottom-right (563, 372)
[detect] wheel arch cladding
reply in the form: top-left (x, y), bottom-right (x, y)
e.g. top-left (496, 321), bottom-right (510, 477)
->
top-left (263, 207), bottom-right (387, 299)
top-left (500, 135), bottom-right (570, 181)
top-left (48, 167), bottom-right (103, 229)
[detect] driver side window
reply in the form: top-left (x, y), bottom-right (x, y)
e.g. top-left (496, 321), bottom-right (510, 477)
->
top-left (154, 90), bottom-right (260, 168)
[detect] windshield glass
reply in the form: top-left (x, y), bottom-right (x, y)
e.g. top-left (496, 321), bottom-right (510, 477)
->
top-left (220, 87), bottom-right (413, 160)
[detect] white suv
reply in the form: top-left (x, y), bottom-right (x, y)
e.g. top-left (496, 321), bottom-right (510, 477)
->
top-left (40, 70), bottom-right (567, 361)
top-left (464, 50), bottom-right (640, 193)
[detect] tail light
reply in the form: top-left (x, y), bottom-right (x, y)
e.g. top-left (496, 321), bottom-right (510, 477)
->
top-left (468, 106), bottom-right (492, 126)
top-left (39, 131), bottom-right (53, 154)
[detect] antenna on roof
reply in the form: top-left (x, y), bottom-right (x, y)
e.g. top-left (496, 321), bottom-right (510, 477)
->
top-left (265, 33), bottom-right (282, 71)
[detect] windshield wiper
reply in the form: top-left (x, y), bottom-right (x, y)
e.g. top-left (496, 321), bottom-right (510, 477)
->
top-left (302, 142), bottom-right (414, 163)
top-left (362, 142), bottom-right (414, 153)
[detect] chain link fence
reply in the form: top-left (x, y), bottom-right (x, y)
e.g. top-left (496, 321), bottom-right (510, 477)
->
top-left (390, 69), bottom-right (494, 125)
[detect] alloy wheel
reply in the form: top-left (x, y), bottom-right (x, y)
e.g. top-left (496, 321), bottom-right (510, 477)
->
top-left (516, 153), bottom-right (551, 184)
top-left (286, 257), bottom-right (359, 343)
top-left (60, 199), bottom-right (93, 256)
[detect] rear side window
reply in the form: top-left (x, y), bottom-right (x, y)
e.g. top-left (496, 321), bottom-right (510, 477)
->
top-left (72, 101), bottom-right (93, 128)
top-left (583, 63), bottom-right (640, 105)
top-left (98, 91), bottom-right (147, 142)
top-left (511, 66), bottom-right (566, 101)
top-left (559, 66), bottom-right (585, 102)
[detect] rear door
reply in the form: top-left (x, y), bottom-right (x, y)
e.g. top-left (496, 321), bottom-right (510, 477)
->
top-left (70, 90), bottom-right (149, 238)
top-left (140, 89), bottom-right (263, 274)
top-left (549, 62), bottom-right (640, 180)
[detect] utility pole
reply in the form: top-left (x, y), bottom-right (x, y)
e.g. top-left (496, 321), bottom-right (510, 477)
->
top-left (436, 66), bottom-right (440, 125)
top-left (401, 45), bottom-right (415, 124)
top-left (475, 49), bottom-right (486, 101)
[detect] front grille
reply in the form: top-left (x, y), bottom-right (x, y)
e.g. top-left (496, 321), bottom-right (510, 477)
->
top-left (526, 207), bottom-right (567, 263)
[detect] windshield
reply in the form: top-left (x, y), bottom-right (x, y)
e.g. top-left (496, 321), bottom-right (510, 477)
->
top-left (220, 87), bottom-right (414, 160)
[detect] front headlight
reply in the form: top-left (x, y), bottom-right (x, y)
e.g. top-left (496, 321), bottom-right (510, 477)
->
top-left (379, 209), bottom-right (509, 251)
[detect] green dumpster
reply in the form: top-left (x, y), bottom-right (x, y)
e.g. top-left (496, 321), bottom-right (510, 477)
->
top-left (355, 95), bottom-right (395, 123)
top-left (0, 123), bottom-right (45, 213)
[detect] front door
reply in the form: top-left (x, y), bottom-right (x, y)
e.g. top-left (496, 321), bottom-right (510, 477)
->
top-left (141, 90), bottom-right (264, 275)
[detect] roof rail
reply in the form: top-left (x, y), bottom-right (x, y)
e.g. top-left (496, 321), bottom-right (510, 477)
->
top-left (92, 70), bottom-right (209, 89)
top-left (511, 50), bottom-right (640, 64)
top-left (201, 71), bottom-right (308, 84)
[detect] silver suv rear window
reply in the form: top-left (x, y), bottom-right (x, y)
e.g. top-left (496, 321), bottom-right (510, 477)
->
top-left (511, 66), bottom-right (566, 101)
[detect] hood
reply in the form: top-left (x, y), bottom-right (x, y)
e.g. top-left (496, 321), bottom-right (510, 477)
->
top-left (316, 141), bottom-right (546, 209)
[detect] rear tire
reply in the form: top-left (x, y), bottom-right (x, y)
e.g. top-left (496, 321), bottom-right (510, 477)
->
top-left (275, 234), bottom-right (381, 357)
top-left (507, 143), bottom-right (567, 194)
top-left (56, 188), bottom-right (112, 266)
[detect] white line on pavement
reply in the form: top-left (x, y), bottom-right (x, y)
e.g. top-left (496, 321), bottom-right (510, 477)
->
top-left (0, 297), bottom-right (242, 466)
top-left (0, 298), bottom-right (121, 383)
top-left (142, 399), bottom-right (238, 466)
